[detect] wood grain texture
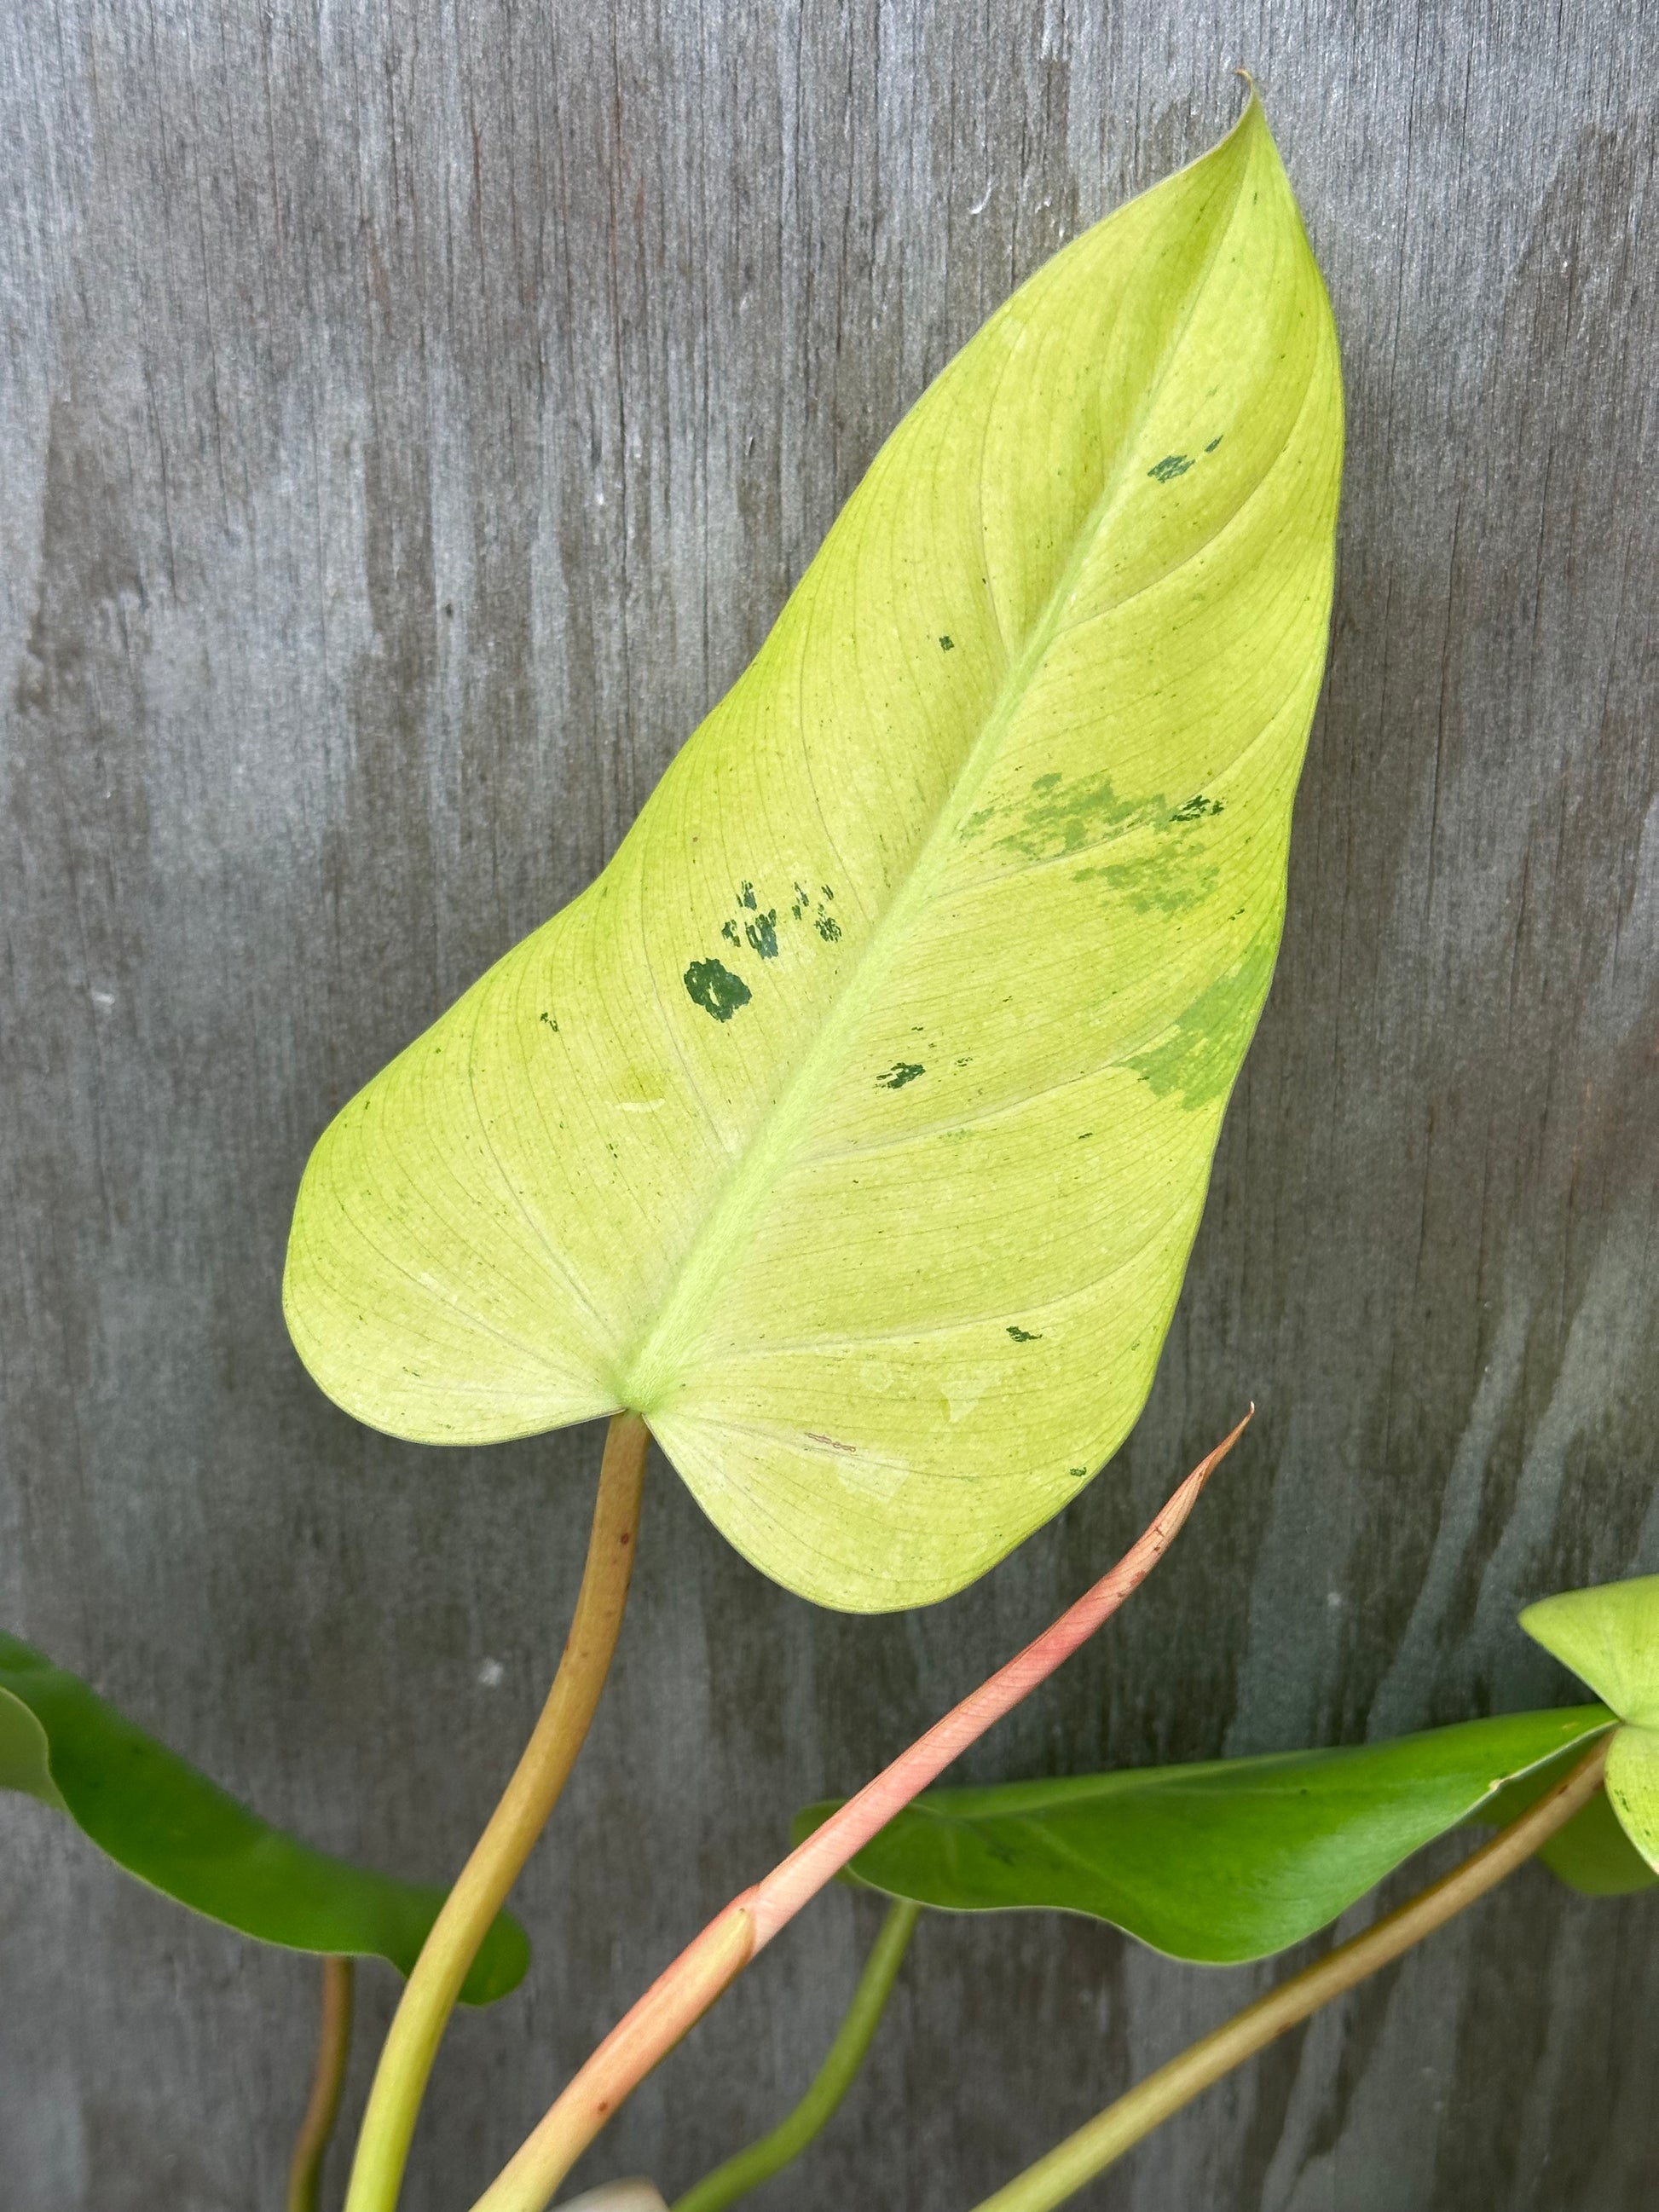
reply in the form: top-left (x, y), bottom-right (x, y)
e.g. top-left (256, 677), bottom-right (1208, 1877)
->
top-left (0, 4), bottom-right (1654, 2208)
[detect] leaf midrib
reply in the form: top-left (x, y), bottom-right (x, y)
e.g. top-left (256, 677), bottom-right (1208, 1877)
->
top-left (616, 125), bottom-right (1256, 1416)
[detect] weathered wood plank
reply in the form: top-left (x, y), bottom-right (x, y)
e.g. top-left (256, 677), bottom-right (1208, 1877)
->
top-left (2, 3), bottom-right (1655, 2206)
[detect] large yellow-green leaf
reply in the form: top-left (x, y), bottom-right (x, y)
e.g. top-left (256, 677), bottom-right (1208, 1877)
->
top-left (285, 98), bottom-right (1342, 1610)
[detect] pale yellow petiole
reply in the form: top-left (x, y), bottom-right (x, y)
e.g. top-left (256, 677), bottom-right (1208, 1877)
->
top-left (344, 1412), bottom-right (650, 2212)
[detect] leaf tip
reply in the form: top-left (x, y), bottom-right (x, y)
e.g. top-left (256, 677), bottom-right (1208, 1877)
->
top-left (1193, 1401), bottom-right (1254, 1493)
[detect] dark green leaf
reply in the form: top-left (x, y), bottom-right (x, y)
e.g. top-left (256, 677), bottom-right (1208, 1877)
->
top-left (0, 1632), bottom-right (528, 2002)
top-left (794, 1707), bottom-right (1614, 1963)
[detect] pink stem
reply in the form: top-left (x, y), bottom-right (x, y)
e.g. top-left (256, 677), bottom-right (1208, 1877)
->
top-left (467, 1412), bottom-right (1250, 2212)
top-left (749, 1407), bottom-right (1251, 1946)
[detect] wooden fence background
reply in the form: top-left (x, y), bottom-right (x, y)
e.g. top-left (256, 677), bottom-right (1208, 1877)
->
top-left (2, 3), bottom-right (1656, 2207)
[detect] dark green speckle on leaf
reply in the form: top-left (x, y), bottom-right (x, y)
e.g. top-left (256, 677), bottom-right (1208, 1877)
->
top-left (720, 918), bottom-right (740, 944)
top-left (684, 958), bottom-right (752, 1022)
top-left (1148, 453), bottom-right (1194, 482)
top-left (939, 634), bottom-right (955, 650)
top-left (877, 1061), bottom-right (926, 1089)
top-left (539, 1011), bottom-right (558, 1031)
top-left (1068, 1466), bottom-right (1088, 1479)
top-left (1172, 794), bottom-right (1224, 822)
top-left (739, 881), bottom-right (757, 910)
top-left (1007, 1325), bottom-right (1042, 1343)
top-left (745, 910), bottom-right (779, 959)
top-left (815, 914), bottom-right (841, 941)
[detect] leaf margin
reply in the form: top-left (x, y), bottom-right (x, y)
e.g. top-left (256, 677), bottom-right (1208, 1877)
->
top-left (0, 1630), bottom-right (528, 2004)
top-left (282, 94), bottom-right (1344, 1613)
top-left (791, 1705), bottom-right (1620, 1962)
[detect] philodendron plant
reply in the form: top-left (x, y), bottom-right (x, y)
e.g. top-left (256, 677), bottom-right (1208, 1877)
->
top-left (561, 1581), bottom-right (1655, 2212)
top-left (279, 81), bottom-right (1344, 2211)
top-left (6, 82), bottom-right (1650, 2212)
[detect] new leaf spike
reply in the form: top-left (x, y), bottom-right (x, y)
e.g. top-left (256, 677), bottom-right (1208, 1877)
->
top-left (466, 1421), bottom-right (1244, 2212)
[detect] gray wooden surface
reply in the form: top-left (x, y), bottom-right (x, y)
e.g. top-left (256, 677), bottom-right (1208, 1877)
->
top-left (2, 3), bottom-right (1656, 2207)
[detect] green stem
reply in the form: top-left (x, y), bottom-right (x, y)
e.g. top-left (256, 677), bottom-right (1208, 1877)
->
top-left (672, 1899), bottom-right (921, 2212)
top-left (288, 1956), bottom-right (355, 2212)
top-left (344, 1413), bottom-right (650, 2212)
top-left (968, 1734), bottom-right (1612, 2212)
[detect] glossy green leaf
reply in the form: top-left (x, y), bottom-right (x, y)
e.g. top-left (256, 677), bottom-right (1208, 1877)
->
top-left (793, 1707), bottom-right (1612, 1963)
top-left (1475, 1737), bottom-right (1658, 1895)
top-left (1519, 1575), bottom-right (1659, 1726)
top-left (0, 1632), bottom-right (528, 2002)
top-left (284, 98), bottom-right (1342, 1611)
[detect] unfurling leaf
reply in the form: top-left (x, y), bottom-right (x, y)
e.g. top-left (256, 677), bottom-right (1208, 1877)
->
top-left (1520, 1576), bottom-right (1659, 1871)
top-left (1604, 1725), bottom-right (1659, 1873)
top-left (0, 1632), bottom-right (528, 2001)
top-left (793, 1707), bottom-right (1614, 1962)
top-left (1519, 1574), bottom-right (1659, 1726)
top-left (284, 98), bottom-right (1342, 1610)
